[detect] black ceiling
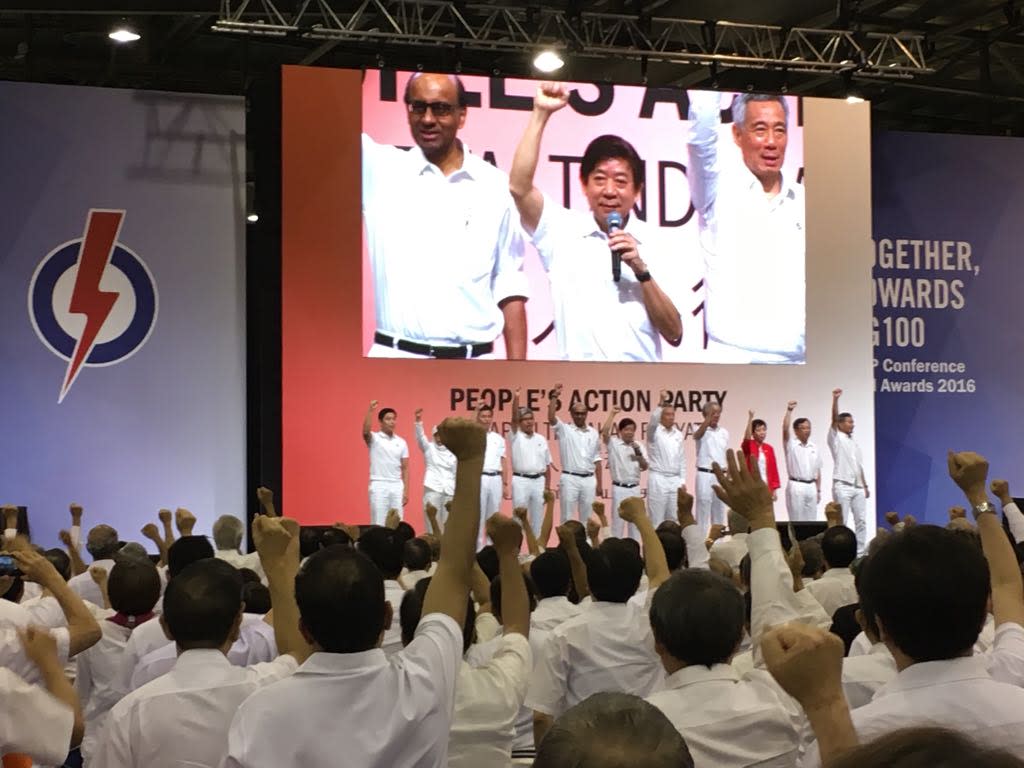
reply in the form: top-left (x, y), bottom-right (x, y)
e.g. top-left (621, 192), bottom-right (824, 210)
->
top-left (1, 0), bottom-right (1022, 135)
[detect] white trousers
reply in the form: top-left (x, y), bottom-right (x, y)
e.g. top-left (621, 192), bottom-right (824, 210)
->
top-left (695, 470), bottom-right (727, 537)
top-left (833, 482), bottom-right (867, 554)
top-left (481, 475), bottom-right (503, 542)
top-left (559, 474), bottom-right (596, 525)
top-left (647, 472), bottom-right (684, 527)
top-left (611, 484), bottom-right (642, 539)
top-left (786, 481), bottom-right (818, 522)
top-left (512, 475), bottom-right (546, 537)
top-left (369, 479), bottom-right (403, 527)
top-left (423, 488), bottom-right (452, 533)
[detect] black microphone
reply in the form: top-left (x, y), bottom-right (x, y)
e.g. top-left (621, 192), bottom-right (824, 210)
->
top-left (606, 211), bottom-right (623, 282)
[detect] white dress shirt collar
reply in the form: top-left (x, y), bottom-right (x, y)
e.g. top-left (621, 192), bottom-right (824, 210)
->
top-left (665, 662), bottom-right (739, 689)
top-left (409, 140), bottom-right (479, 180)
top-left (299, 648), bottom-right (389, 676)
top-left (877, 655), bottom-right (990, 697)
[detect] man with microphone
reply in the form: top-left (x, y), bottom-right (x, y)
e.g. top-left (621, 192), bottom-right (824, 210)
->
top-left (509, 82), bottom-right (683, 361)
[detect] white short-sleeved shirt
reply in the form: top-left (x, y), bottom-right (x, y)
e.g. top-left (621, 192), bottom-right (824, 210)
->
top-left (532, 195), bottom-right (682, 361)
top-left (369, 431), bottom-right (409, 483)
top-left (94, 649), bottom-right (298, 768)
top-left (827, 427), bottom-right (865, 486)
top-left (803, 568), bottom-right (858, 619)
top-left (525, 600), bottom-right (664, 716)
top-left (785, 438), bottom-right (822, 481)
top-left (362, 134), bottom-right (528, 346)
top-left (483, 431), bottom-right (506, 474)
top-left (607, 437), bottom-right (646, 485)
top-left (696, 425), bottom-right (730, 469)
top-left (530, 596), bottom-right (583, 633)
top-left (0, 626), bottom-right (70, 685)
top-left (646, 663), bottom-right (801, 768)
top-left (511, 430), bottom-right (552, 476)
top-left (76, 610), bottom-right (133, 760)
top-left (553, 419), bottom-right (601, 475)
top-left (223, 613), bottom-right (464, 768)
top-left (647, 407), bottom-right (686, 478)
top-left (0, 667), bottom-right (75, 765)
top-left (68, 558), bottom-right (116, 607)
top-left (415, 422), bottom-right (457, 495)
top-left (448, 633), bottom-right (532, 767)
top-left (0, 596), bottom-right (31, 628)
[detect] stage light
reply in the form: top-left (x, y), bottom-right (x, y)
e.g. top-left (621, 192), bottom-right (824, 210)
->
top-left (845, 95), bottom-right (865, 104)
top-left (533, 50), bottom-right (565, 73)
top-left (247, 213), bottom-right (259, 223)
top-left (109, 24), bottom-right (141, 43)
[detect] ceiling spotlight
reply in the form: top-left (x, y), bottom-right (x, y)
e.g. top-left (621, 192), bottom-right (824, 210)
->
top-left (246, 213), bottom-right (260, 223)
top-left (109, 24), bottom-right (141, 43)
top-left (845, 95), bottom-right (865, 104)
top-left (533, 50), bottom-right (565, 73)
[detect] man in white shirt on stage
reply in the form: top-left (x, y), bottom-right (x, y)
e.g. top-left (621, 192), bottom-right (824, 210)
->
top-left (478, 404), bottom-right (509, 531)
top-left (362, 401), bottom-right (409, 526)
top-left (363, 72), bottom-right (529, 360)
top-left (602, 406), bottom-right (648, 538)
top-left (827, 388), bottom-right (870, 553)
top-left (509, 82), bottom-right (683, 362)
top-left (415, 408), bottom-right (458, 530)
top-left (547, 384), bottom-right (602, 524)
top-left (646, 391), bottom-right (686, 527)
top-left (687, 90), bottom-right (805, 363)
top-left (694, 402), bottom-right (729, 536)
top-left (510, 388), bottom-right (552, 538)
top-left (781, 400), bottom-right (822, 521)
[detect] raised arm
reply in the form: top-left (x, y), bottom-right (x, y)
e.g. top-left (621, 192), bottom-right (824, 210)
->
top-left (158, 508), bottom-right (176, 549)
top-left (421, 419), bottom-right (486, 625)
top-left (253, 516), bottom-right (312, 662)
top-left (992, 479), bottom-right (1024, 544)
top-left (175, 508), bottom-right (197, 537)
top-left (744, 409), bottom-right (754, 442)
top-left (686, 89), bottom-right (722, 220)
top-left (831, 389), bottom-right (842, 429)
top-left (256, 487), bottom-right (278, 519)
top-left (949, 456), bottom-right (1024, 628)
top-left (677, 489), bottom-right (709, 570)
top-left (425, 503), bottom-right (442, 537)
top-left (509, 83), bottom-right (569, 234)
top-left (19, 626), bottom-right (85, 751)
top-left (782, 400), bottom-right (796, 444)
top-left (140, 522), bottom-right (169, 567)
top-left (556, 524), bottom-right (590, 600)
top-left (546, 383), bottom-right (562, 426)
top-left (693, 409), bottom-right (714, 441)
top-left (362, 400), bottom-right (377, 447)
top-left (89, 566), bottom-right (111, 610)
top-left (14, 550), bottom-right (101, 656)
top-left (414, 410), bottom-right (430, 452)
top-left (600, 406), bottom-right (620, 445)
top-left (540, 489), bottom-right (555, 549)
top-left (489, 515), bottom-right (530, 637)
top-left (514, 507), bottom-right (541, 557)
top-left (620, 498), bottom-right (671, 590)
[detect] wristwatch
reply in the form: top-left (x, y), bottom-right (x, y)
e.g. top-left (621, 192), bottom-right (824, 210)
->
top-left (973, 501), bottom-right (997, 517)
top-left (635, 269), bottom-right (652, 283)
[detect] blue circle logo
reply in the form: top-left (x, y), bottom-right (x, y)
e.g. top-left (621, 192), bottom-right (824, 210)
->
top-left (28, 210), bottom-right (158, 402)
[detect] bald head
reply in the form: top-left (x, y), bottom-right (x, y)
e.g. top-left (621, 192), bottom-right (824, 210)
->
top-left (86, 524), bottom-right (120, 561)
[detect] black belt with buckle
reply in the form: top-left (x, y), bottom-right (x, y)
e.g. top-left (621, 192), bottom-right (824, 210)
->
top-left (698, 467), bottom-right (715, 474)
top-left (613, 482), bottom-right (639, 488)
top-left (374, 331), bottom-right (493, 360)
top-left (514, 472), bottom-right (544, 479)
top-left (790, 478), bottom-right (815, 484)
top-left (482, 471), bottom-right (501, 477)
top-left (563, 471), bottom-right (594, 478)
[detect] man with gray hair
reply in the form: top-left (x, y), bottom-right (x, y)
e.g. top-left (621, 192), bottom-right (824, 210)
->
top-left (687, 90), bottom-right (805, 363)
top-left (67, 524), bottom-right (120, 607)
top-left (213, 515), bottom-right (265, 583)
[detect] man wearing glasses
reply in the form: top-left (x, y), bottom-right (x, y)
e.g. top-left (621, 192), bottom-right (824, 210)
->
top-left (362, 72), bottom-right (529, 359)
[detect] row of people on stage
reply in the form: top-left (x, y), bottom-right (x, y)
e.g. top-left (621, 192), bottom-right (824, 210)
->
top-left (363, 386), bottom-right (872, 551)
top-left (365, 74), bottom-right (804, 362)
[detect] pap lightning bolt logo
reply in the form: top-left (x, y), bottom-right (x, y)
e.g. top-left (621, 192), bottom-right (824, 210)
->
top-left (60, 211), bottom-right (125, 403)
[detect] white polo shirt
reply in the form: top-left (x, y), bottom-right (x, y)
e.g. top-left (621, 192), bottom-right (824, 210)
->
top-left (553, 419), bottom-right (600, 475)
top-left (369, 431), bottom-right (409, 483)
top-left (696, 425), bottom-right (730, 470)
top-left (483, 431), bottom-right (506, 474)
top-left (647, 407), bottom-right (685, 478)
top-left (532, 194), bottom-right (683, 361)
top-left (0, 667), bottom-right (75, 765)
top-left (785, 438), bottom-right (821, 481)
top-left (511, 430), bottom-right (551, 476)
top-left (223, 613), bottom-right (463, 768)
top-left (646, 663), bottom-right (801, 768)
top-left (803, 567), bottom-right (858, 618)
top-left (68, 558), bottom-right (116, 607)
top-left (415, 422), bottom-right (457, 495)
top-left (530, 596), bottom-right (582, 633)
top-left (94, 649), bottom-right (298, 768)
top-left (607, 436), bottom-right (646, 485)
top-left (362, 134), bottom-right (528, 346)
top-left (526, 600), bottom-right (664, 716)
top-left (827, 427), bottom-right (865, 486)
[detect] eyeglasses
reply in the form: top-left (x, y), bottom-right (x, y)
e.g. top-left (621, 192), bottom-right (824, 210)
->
top-left (405, 100), bottom-right (459, 117)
